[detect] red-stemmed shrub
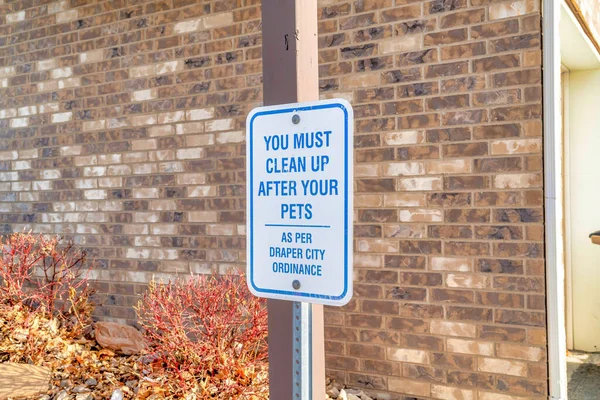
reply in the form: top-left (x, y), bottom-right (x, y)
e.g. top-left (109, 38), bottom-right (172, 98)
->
top-left (0, 232), bottom-right (95, 364)
top-left (136, 274), bottom-right (269, 399)
top-left (0, 232), bottom-right (94, 335)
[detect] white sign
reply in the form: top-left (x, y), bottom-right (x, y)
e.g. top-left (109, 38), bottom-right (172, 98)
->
top-left (246, 99), bottom-right (354, 306)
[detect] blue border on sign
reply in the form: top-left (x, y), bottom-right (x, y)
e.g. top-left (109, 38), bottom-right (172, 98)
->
top-left (249, 102), bottom-right (350, 301)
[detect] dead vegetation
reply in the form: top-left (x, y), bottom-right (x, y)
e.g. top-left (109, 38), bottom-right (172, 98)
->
top-left (0, 233), bottom-right (268, 399)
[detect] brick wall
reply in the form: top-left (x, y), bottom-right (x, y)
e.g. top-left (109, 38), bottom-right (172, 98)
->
top-left (0, 0), bottom-right (547, 398)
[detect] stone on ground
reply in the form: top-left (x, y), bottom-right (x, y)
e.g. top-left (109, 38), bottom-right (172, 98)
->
top-left (109, 389), bottom-right (124, 400)
top-left (326, 380), bottom-right (374, 400)
top-left (53, 390), bottom-right (69, 400)
top-left (94, 322), bottom-right (146, 355)
top-left (338, 389), bottom-right (362, 400)
top-left (327, 386), bottom-right (340, 398)
top-left (0, 363), bottom-right (51, 399)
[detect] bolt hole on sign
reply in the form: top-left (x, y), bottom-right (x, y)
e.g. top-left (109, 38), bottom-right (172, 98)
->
top-left (246, 99), bottom-right (354, 306)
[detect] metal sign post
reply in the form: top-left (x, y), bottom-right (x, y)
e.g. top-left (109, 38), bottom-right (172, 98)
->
top-left (293, 301), bottom-right (312, 399)
top-left (254, 0), bottom-right (353, 399)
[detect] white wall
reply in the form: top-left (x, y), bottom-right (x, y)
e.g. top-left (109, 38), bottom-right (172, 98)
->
top-left (567, 68), bottom-right (600, 352)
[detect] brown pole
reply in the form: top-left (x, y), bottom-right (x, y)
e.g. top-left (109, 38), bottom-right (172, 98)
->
top-left (261, 0), bottom-right (325, 398)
